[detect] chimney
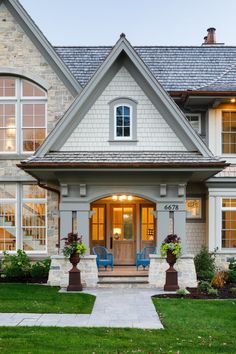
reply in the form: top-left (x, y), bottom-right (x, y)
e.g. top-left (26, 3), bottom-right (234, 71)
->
top-left (202, 28), bottom-right (224, 46)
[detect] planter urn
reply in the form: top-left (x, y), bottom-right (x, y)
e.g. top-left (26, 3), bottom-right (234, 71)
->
top-left (67, 252), bottom-right (83, 291)
top-left (164, 249), bottom-right (179, 291)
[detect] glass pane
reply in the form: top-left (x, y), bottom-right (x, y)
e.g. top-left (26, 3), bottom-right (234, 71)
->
top-left (186, 199), bottom-right (201, 218)
top-left (98, 225), bottom-right (104, 240)
top-left (0, 227), bottom-right (16, 251)
top-left (23, 227), bottom-right (46, 251)
top-left (22, 203), bottom-right (46, 227)
top-left (22, 80), bottom-right (46, 97)
top-left (124, 106), bottom-right (130, 116)
top-left (142, 208), bottom-right (147, 223)
top-left (0, 78), bottom-right (16, 97)
top-left (0, 184), bottom-right (16, 199)
top-left (98, 208), bottom-right (104, 223)
top-left (113, 208), bottom-right (122, 224)
top-left (124, 116), bottom-right (130, 126)
top-left (23, 185), bottom-right (46, 199)
top-left (116, 106), bottom-right (122, 116)
top-left (116, 116), bottom-right (123, 126)
top-left (124, 127), bottom-right (130, 136)
top-left (92, 224), bottom-right (98, 240)
top-left (116, 127), bottom-right (122, 137)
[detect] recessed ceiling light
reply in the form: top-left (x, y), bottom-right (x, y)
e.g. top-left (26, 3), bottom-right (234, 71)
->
top-left (230, 98), bottom-right (236, 103)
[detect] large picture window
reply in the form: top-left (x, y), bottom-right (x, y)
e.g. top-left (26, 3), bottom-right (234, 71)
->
top-left (0, 77), bottom-right (47, 154)
top-left (222, 198), bottom-right (236, 249)
top-left (0, 183), bottom-right (47, 253)
top-left (222, 111), bottom-right (236, 154)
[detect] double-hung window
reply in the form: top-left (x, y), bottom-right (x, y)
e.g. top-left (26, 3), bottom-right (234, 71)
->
top-left (222, 198), bottom-right (236, 249)
top-left (186, 113), bottom-right (201, 134)
top-left (115, 105), bottom-right (132, 139)
top-left (0, 77), bottom-right (47, 154)
top-left (0, 183), bottom-right (47, 253)
top-left (222, 111), bottom-right (236, 154)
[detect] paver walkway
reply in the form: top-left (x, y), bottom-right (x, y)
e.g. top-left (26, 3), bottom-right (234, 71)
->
top-left (0, 288), bottom-right (163, 329)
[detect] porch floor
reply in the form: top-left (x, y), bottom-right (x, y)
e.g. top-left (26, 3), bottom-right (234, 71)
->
top-left (98, 266), bottom-right (148, 277)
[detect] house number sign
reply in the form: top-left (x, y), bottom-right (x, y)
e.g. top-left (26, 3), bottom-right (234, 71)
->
top-left (164, 204), bottom-right (179, 211)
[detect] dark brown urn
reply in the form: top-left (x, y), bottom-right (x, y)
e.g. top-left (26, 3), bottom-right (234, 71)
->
top-left (164, 249), bottom-right (179, 291)
top-left (67, 251), bottom-right (83, 291)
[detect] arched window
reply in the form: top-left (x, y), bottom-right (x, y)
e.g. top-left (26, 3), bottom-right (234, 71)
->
top-left (0, 77), bottom-right (47, 153)
top-left (115, 105), bottom-right (132, 139)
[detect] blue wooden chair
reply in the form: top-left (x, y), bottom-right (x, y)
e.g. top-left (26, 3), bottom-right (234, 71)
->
top-left (92, 246), bottom-right (114, 271)
top-left (136, 246), bottom-right (156, 270)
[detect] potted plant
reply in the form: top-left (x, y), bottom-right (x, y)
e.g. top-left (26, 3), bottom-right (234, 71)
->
top-left (161, 234), bottom-right (181, 291)
top-left (61, 233), bottom-right (87, 291)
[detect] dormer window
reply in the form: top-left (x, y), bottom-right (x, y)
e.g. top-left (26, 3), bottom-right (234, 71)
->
top-left (115, 105), bottom-right (132, 139)
top-left (109, 98), bottom-right (137, 142)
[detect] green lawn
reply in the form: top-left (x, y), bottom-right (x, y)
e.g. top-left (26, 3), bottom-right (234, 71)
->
top-left (0, 298), bottom-right (235, 353)
top-left (0, 284), bottom-right (95, 313)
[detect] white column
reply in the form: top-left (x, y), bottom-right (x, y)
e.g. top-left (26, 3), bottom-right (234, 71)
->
top-left (156, 207), bottom-right (170, 254)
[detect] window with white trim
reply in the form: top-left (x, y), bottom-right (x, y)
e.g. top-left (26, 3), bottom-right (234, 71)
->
top-left (0, 77), bottom-right (47, 153)
top-left (186, 114), bottom-right (201, 134)
top-left (114, 105), bottom-right (132, 139)
top-left (222, 111), bottom-right (236, 154)
top-left (0, 183), bottom-right (47, 253)
top-left (222, 198), bottom-right (236, 249)
top-left (186, 198), bottom-right (202, 219)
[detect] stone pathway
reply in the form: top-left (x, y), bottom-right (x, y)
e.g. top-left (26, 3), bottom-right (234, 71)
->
top-left (0, 288), bottom-right (164, 329)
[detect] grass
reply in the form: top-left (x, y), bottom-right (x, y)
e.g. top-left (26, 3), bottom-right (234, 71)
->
top-left (0, 284), bottom-right (95, 313)
top-left (0, 298), bottom-right (235, 353)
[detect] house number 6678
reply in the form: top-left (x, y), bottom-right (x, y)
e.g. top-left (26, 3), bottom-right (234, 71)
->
top-left (164, 204), bottom-right (179, 211)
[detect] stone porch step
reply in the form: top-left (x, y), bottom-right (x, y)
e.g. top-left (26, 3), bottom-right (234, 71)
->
top-left (97, 281), bottom-right (150, 289)
top-left (98, 275), bottom-right (148, 282)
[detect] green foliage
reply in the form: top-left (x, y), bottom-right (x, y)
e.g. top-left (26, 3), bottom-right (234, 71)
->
top-left (194, 247), bottom-right (216, 279)
top-left (30, 259), bottom-right (51, 279)
top-left (176, 288), bottom-right (190, 296)
top-left (1, 250), bottom-right (31, 278)
top-left (198, 270), bottom-right (215, 282)
top-left (62, 233), bottom-right (87, 257)
top-left (207, 287), bottom-right (218, 296)
top-left (229, 259), bottom-right (236, 271)
top-left (228, 270), bottom-right (236, 283)
top-left (160, 234), bottom-right (181, 258)
top-left (198, 280), bottom-right (211, 292)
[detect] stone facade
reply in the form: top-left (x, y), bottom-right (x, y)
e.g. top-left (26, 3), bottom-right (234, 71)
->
top-left (149, 254), bottom-right (198, 288)
top-left (0, 3), bottom-right (74, 257)
top-left (48, 255), bottom-right (98, 288)
top-left (61, 66), bottom-right (186, 152)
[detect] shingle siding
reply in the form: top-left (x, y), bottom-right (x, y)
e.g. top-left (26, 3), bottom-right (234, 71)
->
top-left (61, 67), bottom-right (186, 152)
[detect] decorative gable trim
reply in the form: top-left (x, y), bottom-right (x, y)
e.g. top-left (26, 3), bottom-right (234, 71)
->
top-left (1, 0), bottom-right (82, 96)
top-left (34, 34), bottom-right (213, 157)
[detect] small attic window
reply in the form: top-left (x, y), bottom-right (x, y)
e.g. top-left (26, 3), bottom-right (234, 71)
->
top-left (109, 98), bottom-right (137, 142)
top-left (186, 113), bottom-right (201, 134)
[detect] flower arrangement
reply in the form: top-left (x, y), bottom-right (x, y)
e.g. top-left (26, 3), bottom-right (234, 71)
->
top-left (61, 233), bottom-right (87, 257)
top-left (160, 234), bottom-right (182, 258)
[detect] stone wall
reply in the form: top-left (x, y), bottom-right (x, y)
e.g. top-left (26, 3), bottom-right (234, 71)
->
top-left (48, 255), bottom-right (98, 288)
top-left (149, 254), bottom-right (198, 288)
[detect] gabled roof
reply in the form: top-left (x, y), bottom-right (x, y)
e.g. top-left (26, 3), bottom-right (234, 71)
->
top-left (1, 0), bottom-right (82, 96)
top-left (54, 45), bottom-right (236, 92)
top-left (33, 34), bottom-right (213, 158)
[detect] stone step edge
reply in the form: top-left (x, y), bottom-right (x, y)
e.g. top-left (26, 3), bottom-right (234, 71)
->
top-left (97, 280), bottom-right (149, 284)
top-left (98, 274), bottom-right (148, 278)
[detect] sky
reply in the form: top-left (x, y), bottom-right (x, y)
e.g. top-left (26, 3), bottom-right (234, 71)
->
top-left (20, 0), bottom-right (236, 46)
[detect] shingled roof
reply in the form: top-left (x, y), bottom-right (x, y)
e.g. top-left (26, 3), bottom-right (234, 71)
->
top-left (21, 151), bottom-right (227, 169)
top-left (54, 46), bottom-right (236, 92)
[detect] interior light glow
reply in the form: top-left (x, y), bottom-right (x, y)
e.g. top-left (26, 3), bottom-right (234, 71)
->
top-left (112, 195), bottom-right (118, 201)
top-left (127, 195), bottom-right (133, 201)
top-left (231, 98), bottom-right (236, 103)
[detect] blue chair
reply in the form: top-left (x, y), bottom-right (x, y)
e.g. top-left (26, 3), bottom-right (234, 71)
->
top-left (136, 246), bottom-right (156, 270)
top-left (92, 246), bottom-right (114, 271)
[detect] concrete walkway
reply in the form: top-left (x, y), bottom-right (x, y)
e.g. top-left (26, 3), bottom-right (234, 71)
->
top-left (0, 288), bottom-right (163, 329)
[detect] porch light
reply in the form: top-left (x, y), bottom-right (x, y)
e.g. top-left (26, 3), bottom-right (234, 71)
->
top-left (127, 195), bottom-right (133, 201)
top-left (231, 98), bottom-right (236, 103)
top-left (112, 195), bottom-right (118, 201)
top-left (112, 195), bottom-right (133, 201)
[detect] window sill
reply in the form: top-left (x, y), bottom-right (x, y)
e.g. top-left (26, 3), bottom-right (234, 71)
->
top-left (108, 140), bottom-right (138, 144)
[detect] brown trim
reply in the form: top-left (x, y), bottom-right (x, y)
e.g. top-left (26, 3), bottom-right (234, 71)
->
top-left (170, 91), bottom-right (236, 97)
top-left (18, 162), bottom-right (229, 169)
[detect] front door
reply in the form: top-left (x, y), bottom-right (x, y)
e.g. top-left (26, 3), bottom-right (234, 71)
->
top-left (111, 205), bottom-right (135, 265)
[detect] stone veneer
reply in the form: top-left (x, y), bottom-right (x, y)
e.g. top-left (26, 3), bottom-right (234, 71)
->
top-left (0, 3), bottom-right (74, 256)
top-left (215, 254), bottom-right (236, 270)
top-left (48, 255), bottom-right (98, 288)
top-left (148, 254), bottom-right (198, 288)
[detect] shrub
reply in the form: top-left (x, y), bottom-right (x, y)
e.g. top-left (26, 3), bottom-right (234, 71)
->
top-left (176, 288), bottom-right (190, 296)
top-left (207, 287), bottom-right (218, 296)
top-left (228, 270), bottom-right (236, 284)
top-left (198, 280), bottom-right (211, 292)
top-left (211, 271), bottom-right (228, 288)
top-left (1, 250), bottom-right (31, 278)
top-left (229, 260), bottom-right (236, 272)
top-left (198, 270), bottom-right (215, 282)
top-left (229, 287), bottom-right (236, 295)
top-left (194, 247), bottom-right (216, 280)
top-left (30, 259), bottom-right (51, 279)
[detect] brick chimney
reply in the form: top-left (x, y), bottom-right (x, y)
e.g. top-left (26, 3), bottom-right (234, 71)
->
top-left (202, 28), bottom-right (224, 46)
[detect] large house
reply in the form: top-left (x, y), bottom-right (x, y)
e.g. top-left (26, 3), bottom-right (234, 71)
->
top-left (0, 0), bottom-right (236, 280)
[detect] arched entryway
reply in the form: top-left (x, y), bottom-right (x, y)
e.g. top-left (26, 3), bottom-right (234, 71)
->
top-left (90, 195), bottom-right (156, 265)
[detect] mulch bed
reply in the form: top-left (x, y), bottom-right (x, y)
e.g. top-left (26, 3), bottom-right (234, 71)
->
top-left (153, 284), bottom-right (236, 299)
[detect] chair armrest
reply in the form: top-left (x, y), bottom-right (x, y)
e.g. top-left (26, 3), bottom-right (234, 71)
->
top-left (136, 252), bottom-right (143, 260)
top-left (96, 254), bottom-right (100, 262)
